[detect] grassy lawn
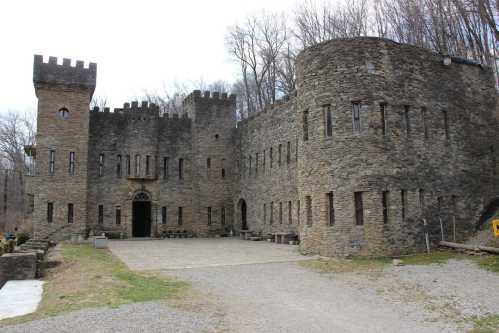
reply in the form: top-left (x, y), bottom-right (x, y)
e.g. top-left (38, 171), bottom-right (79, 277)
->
top-left (468, 314), bottom-right (499, 333)
top-left (0, 244), bottom-right (188, 326)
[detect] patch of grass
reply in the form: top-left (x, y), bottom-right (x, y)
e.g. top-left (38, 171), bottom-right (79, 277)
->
top-left (467, 314), bottom-right (499, 333)
top-left (473, 255), bottom-right (499, 274)
top-left (299, 257), bottom-right (390, 274)
top-left (0, 244), bottom-right (188, 326)
top-left (400, 250), bottom-right (464, 266)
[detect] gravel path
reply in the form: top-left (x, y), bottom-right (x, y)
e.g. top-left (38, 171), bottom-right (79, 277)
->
top-left (1, 302), bottom-right (219, 333)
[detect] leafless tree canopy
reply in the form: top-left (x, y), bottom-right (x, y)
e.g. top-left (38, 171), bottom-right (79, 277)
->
top-left (226, 0), bottom-right (498, 117)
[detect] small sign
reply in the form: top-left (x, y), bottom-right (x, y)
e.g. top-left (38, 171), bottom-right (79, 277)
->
top-left (493, 220), bottom-right (499, 237)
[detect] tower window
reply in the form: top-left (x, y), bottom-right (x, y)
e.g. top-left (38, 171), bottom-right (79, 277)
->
top-left (58, 107), bottom-right (69, 118)
top-left (256, 153), bottom-right (259, 175)
top-left (116, 154), bottom-right (122, 178)
top-left (145, 155), bottom-right (151, 175)
top-left (278, 144), bottom-right (282, 166)
top-left (98, 205), bottom-right (104, 224)
top-left (178, 159), bottom-right (184, 179)
top-left (163, 157), bottom-right (169, 179)
top-left (207, 158), bottom-right (211, 169)
top-left (178, 207), bottom-right (183, 225)
top-left (47, 202), bottom-right (53, 223)
top-left (116, 206), bottom-right (121, 225)
top-left (69, 152), bottom-right (75, 176)
top-left (323, 104), bottom-right (332, 137)
top-left (382, 191), bottom-right (389, 224)
top-left (303, 110), bottom-right (309, 141)
top-left (287, 141), bottom-right (291, 164)
top-left (288, 201), bottom-right (292, 224)
top-left (249, 155), bottom-right (252, 176)
top-left (352, 102), bottom-right (361, 133)
top-left (270, 202), bottom-right (274, 224)
top-left (401, 189), bottom-right (407, 221)
top-left (442, 110), bottom-right (449, 139)
top-left (207, 207), bottom-right (212, 225)
top-left (327, 192), bottom-right (335, 226)
top-left (380, 103), bottom-right (387, 136)
top-left (263, 150), bottom-right (266, 171)
top-left (126, 155), bottom-right (131, 176)
top-left (404, 106), bottom-right (411, 137)
top-left (279, 202), bottom-right (283, 224)
top-left (297, 200), bottom-right (300, 225)
top-left (67, 203), bottom-right (74, 224)
top-left (99, 154), bottom-right (105, 177)
top-left (49, 150), bottom-right (55, 175)
top-left (221, 207), bottom-right (226, 225)
top-left (354, 192), bottom-right (363, 225)
top-left (134, 154), bottom-right (140, 177)
top-left (270, 148), bottom-right (273, 168)
top-left (162, 206), bottom-right (167, 224)
top-left (263, 203), bottom-right (267, 224)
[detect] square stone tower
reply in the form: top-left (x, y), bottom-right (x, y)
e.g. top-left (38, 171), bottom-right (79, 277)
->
top-left (32, 55), bottom-right (96, 240)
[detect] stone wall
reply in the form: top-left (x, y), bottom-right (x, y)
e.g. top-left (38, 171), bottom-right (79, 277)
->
top-left (0, 253), bottom-right (37, 288)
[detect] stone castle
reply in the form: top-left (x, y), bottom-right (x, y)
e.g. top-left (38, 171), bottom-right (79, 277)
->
top-left (28, 37), bottom-right (499, 256)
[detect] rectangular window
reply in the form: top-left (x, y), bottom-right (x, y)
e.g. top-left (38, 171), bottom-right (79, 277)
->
top-left (286, 141), bottom-right (291, 164)
top-left (278, 144), bottom-right (282, 166)
top-left (178, 158), bottom-right (184, 179)
top-left (380, 103), bottom-right (387, 136)
top-left (303, 110), bottom-right (309, 141)
top-left (126, 155), bottom-right (131, 176)
top-left (163, 157), bottom-right (169, 179)
top-left (352, 102), bottom-right (361, 133)
top-left (354, 192), bottom-right (364, 225)
top-left (324, 104), bottom-right (332, 137)
top-left (270, 148), bottom-right (273, 168)
top-left (270, 202), bottom-right (274, 225)
top-left (146, 155), bottom-right (151, 175)
top-left (178, 207), bottom-right (183, 225)
top-left (221, 207), bottom-right (226, 225)
top-left (255, 153), bottom-right (259, 175)
top-left (288, 201), bottom-right (292, 224)
top-left (306, 196), bottom-right (312, 226)
top-left (67, 203), bottom-right (74, 224)
top-left (279, 202), bottom-right (283, 224)
top-left (206, 158), bottom-right (211, 169)
top-left (98, 204), bottom-right (103, 224)
top-left (207, 207), bottom-right (212, 225)
top-left (116, 154), bottom-right (122, 178)
top-left (134, 154), bottom-right (140, 176)
top-left (69, 152), bottom-right (75, 176)
top-left (221, 167), bottom-right (226, 178)
top-left (47, 202), bottom-right (53, 223)
top-left (161, 206), bottom-right (167, 224)
top-left (263, 150), bottom-right (266, 171)
top-left (404, 106), bottom-right (410, 137)
top-left (442, 110), bottom-right (449, 139)
top-left (99, 153), bottom-right (105, 177)
top-left (116, 206), bottom-right (121, 225)
top-left (248, 155), bottom-right (252, 176)
top-left (382, 191), bottom-right (389, 224)
top-left (419, 189), bottom-right (425, 211)
top-left (263, 203), bottom-right (266, 224)
top-left (421, 107), bottom-right (428, 139)
top-left (327, 192), bottom-right (335, 226)
top-left (49, 150), bottom-right (55, 175)
top-left (297, 200), bottom-right (300, 225)
top-left (401, 189), bottom-right (407, 221)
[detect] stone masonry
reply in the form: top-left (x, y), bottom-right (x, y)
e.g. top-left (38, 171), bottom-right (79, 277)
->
top-left (28, 37), bottom-right (499, 256)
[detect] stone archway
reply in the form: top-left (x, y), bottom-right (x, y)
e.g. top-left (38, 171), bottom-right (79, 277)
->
top-left (132, 191), bottom-right (151, 237)
top-left (476, 197), bottom-right (499, 230)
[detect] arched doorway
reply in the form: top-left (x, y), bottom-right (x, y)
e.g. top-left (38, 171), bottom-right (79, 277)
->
top-left (238, 199), bottom-right (248, 230)
top-left (477, 198), bottom-right (499, 230)
top-left (132, 192), bottom-right (151, 237)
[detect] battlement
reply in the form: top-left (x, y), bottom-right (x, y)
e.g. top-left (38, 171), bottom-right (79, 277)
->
top-left (183, 90), bottom-right (236, 106)
top-left (33, 55), bottom-right (97, 94)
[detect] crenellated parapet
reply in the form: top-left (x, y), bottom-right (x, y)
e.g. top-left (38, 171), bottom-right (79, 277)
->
top-left (33, 55), bottom-right (97, 96)
top-left (182, 90), bottom-right (236, 106)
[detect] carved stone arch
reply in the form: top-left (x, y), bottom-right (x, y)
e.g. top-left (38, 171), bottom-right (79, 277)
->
top-left (133, 191), bottom-right (151, 202)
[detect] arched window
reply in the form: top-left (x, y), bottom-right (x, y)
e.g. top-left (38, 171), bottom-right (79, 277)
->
top-left (58, 107), bottom-right (70, 118)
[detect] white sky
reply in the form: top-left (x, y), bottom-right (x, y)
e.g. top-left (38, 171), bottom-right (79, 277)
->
top-left (0, 0), bottom-right (296, 116)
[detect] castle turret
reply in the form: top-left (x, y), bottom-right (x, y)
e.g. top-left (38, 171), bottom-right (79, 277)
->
top-left (32, 55), bottom-right (96, 240)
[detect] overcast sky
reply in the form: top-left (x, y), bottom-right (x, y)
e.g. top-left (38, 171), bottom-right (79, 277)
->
top-left (0, 0), bottom-right (296, 116)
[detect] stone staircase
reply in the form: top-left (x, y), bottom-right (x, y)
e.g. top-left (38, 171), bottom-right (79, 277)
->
top-left (19, 239), bottom-right (50, 254)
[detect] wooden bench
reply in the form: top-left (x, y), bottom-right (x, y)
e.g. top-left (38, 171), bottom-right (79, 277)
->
top-left (240, 230), bottom-right (252, 240)
top-left (274, 232), bottom-right (294, 244)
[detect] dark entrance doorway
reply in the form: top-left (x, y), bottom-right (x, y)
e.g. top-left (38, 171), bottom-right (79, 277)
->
top-left (239, 199), bottom-right (248, 230)
top-left (132, 192), bottom-right (151, 237)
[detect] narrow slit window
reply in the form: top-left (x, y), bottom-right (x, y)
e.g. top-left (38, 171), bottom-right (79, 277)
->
top-left (382, 191), bottom-right (389, 224)
top-left (116, 206), bottom-right (121, 225)
top-left (69, 152), bottom-right (75, 176)
top-left (421, 107), bottom-right (428, 139)
top-left (221, 207), bottom-right (226, 225)
top-left (248, 155), bottom-right (252, 176)
top-left (163, 157), bottom-right (169, 179)
top-left (419, 189), bottom-right (425, 211)
top-left (207, 207), bottom-right (212, 225)
top-left (206, 158), bottom-right (211, 169)
top-left (47, 202), bottom-right (53, 223)
top-left (401, 189), bottom-right (407, 221)
top-left (126, 155), bottom-right (131, 177)
top-left (279, 202), bottom-right (283, 224)
top-left (270, 202), bottom-right (274, 225)
top-left (99, 154), bottom-right (105, 177)
top-left (116, 154), bottom-right (122, 178)
top-left (354, 192), bottom-right (364, 225)
top-left (380, 103), bottom-right (387, 136)
top-left (297, 200), bottom-right (301, 225)
top-left (145, 155), bottom-right (151, 175)
top-left (278, 144), bottom-right (282, 166)
top-left (352, 102), bottom-right (361, 133)
top-left (49, 150), bottom-right (55, 175)
top-left (263, 150), bottom-right (266, 172)
top-left (442, 110), bottom-right (449, 139)
top-left (263, 203), bottom-right (267, 224)
top-left (286, 141), bottom-right (291, 164)
top-left (404, 106), bottom-right (411, 137)
top-left (303, 110), bottom-right (309, 141)
top-left (288, 201), bottom-right (292, 224)
top-left (324, 104), bottom-right (332, 137)
top-left (162, 206), bottom-right (167, 224)
top-left (178, 207), bottom-right (183, 225)
top-left (134, 154), bottom-right (140, 177)
top-left (67, 203), bottom-right (74, 224)
top-left (327, 192), bottom-right (335, 226)
top-left (98, 205), bottom-right (103, 224)
top-left (270, 148), bottom-right (273, 168)
top-left (306, 196), bottom-right (312, 226)
top-left (256, 153), bottom-right (259, 175)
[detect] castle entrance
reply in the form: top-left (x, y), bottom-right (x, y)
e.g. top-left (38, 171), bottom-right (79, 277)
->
top-left (132, 192), bottom-right (151, 237)
top-left (238, 199), bottom-right (248, 230)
